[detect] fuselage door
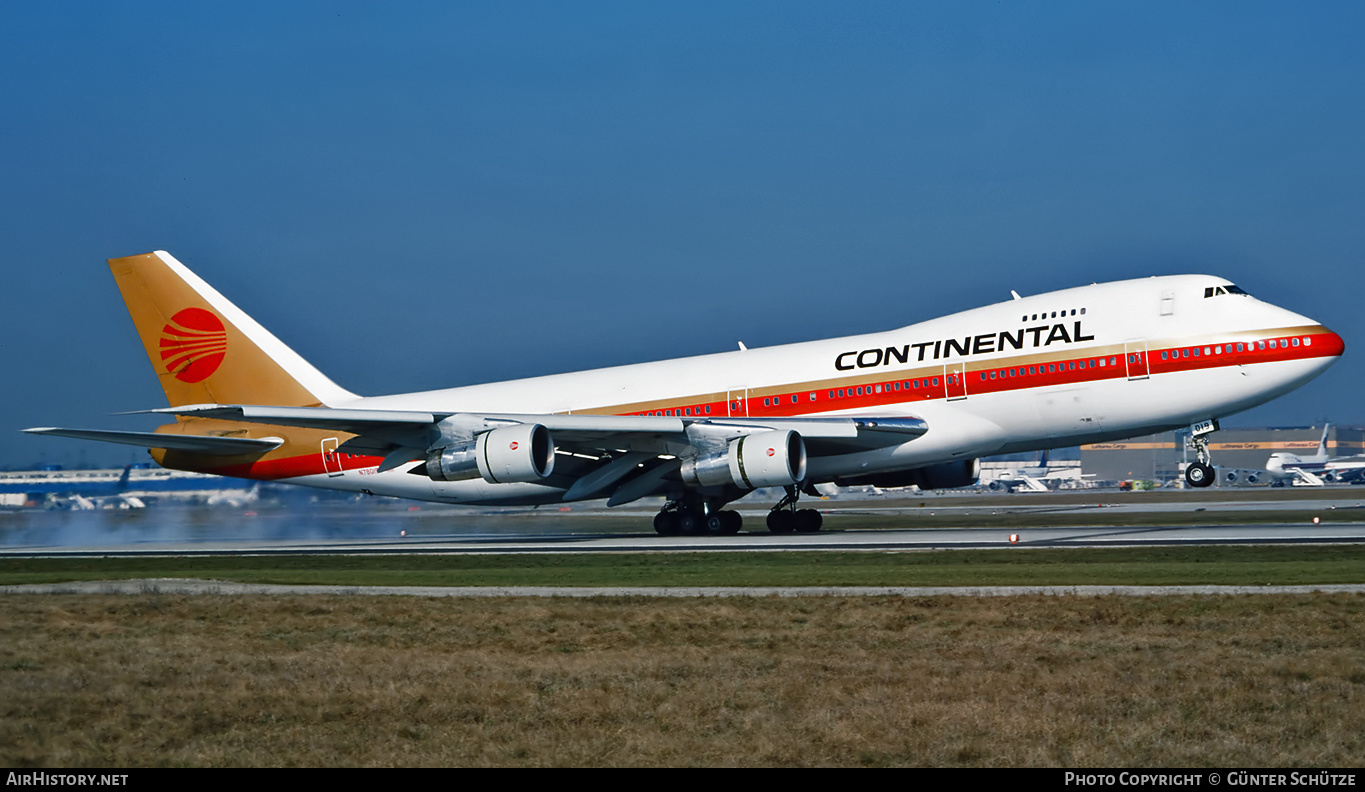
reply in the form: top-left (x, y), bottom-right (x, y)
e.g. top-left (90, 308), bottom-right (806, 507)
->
top-left (1124, 340), bottom-right (1151, 381)
top-left (727, 389), bottom-right (748, 418)
top-left (944, 363), bottom-right (968, 401)
top-left (321, 437), bottom-right (344, 477)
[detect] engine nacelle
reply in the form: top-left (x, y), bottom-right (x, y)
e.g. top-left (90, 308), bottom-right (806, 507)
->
top-left (425, 423), bottom-right (556, 484)
top-left (835, 458), bottom-right (980, 490)
top-left (681, 429), bottom-right (807, 490)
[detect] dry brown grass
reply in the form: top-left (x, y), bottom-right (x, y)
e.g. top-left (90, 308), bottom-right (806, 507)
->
top-left (2, 594), bottom-right (1363, 767)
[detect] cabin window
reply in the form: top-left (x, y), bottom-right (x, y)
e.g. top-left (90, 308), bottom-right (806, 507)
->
top-left (1304, 337), bottom-right (1312, 346)
top-left (990, 371), bottom-right (997, 380)
top-left (1203, 347), bottom-right (1211, 355)
top-left (932, 377), bottom-right (939, 386)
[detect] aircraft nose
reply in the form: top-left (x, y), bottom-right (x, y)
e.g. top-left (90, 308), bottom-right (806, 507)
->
top-left (1311, 326), bottom-right (1346, 360)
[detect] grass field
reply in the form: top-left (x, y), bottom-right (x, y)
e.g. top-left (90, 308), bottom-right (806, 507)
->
top-left (2, 593), bottom-right (1362, 766)
top-left (3, 545), bottom-right (1365, 588)
top-left (4, 495), bottom-right (1363, 767)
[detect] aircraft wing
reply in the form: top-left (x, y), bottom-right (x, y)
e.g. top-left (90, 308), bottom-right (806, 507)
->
top-left (22, 427), bottom-right (284, 456)
top-left (136, 403), bottom-right (929, 464)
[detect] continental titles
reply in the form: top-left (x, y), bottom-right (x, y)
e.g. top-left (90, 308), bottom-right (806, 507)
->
top-left (835, 320), bottom-right (1096, 371)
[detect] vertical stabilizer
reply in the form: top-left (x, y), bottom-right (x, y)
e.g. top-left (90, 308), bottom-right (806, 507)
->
top-left (1315, 424), bottom-right (1331, 461)
top-left (108, 251), bottom-right (357, 408)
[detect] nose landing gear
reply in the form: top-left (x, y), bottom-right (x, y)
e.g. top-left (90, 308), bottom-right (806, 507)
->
top-left (1184, 419), bottom-right (1220, 488)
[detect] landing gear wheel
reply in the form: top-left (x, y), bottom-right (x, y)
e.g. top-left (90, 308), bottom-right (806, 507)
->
top-left (706, 510), bottom-right (743, 535)
top-left (1185, 462), bottom-right (1214, 488)
top-left (767, 510), bottom-right (796, 534)
top-left (653, 511), bottom-right (680, 536)
top-left (794, 509), bottom-right (823, 533)
top-left (677, 511), bottom-right (704, 535)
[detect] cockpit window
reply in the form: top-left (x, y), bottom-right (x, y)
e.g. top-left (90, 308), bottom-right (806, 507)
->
top-left (1204, 284), bottom-right (1252, 298)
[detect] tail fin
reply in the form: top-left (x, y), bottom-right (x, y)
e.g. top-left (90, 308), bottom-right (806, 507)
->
top-left (1317, 424), bottom-right (1331, 460)
top-left (108, 251), bottom-right (356, 408)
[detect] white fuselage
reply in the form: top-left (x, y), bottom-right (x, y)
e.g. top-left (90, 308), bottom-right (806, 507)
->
top-left (278, 274), bottom-right (1343, 504)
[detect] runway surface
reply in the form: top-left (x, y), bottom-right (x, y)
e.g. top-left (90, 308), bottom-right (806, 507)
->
top-left (3, 487), bottom-right (1365, 556)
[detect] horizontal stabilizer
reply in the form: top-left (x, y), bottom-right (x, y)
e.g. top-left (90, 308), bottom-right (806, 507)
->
top-left (23, 427), bottom-right (283, 456)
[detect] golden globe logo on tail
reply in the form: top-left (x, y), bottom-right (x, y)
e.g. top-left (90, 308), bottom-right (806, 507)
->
top-left (159, 307), bottom-right (227, 383)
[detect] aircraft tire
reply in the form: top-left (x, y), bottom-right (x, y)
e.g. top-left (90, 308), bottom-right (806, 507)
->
top-left (794, 509), bottom-right (822, 533)
top-left (1185, 463), bottom-right (1214, 488)
top-left (719, 510), bottom-right (743, 535)
top-left (767, 510), bottom-right (796, 534)
top-left (654, 512), bottom-right (680, 536)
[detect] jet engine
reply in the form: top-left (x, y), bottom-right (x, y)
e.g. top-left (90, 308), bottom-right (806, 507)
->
top-left (425, 423), bottom-right (556, 484)
top-left (681, 429), bottom-right (807, 490)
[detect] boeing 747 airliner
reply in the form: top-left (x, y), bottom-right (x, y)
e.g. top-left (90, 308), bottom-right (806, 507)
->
top-left (27, 252), bottom-right (1343, 534)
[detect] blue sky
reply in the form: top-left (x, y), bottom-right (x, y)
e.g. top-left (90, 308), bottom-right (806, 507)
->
top-left (3, 2), bottom-right (1363, 468)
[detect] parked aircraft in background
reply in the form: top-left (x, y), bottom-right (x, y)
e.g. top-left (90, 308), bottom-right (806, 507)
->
top-left (988, 450), bottom-right (1093, 492)
top-left (1256, 425), bottom-right (1365, 486)
top-left (27, 251), bottom-right (1343, 534)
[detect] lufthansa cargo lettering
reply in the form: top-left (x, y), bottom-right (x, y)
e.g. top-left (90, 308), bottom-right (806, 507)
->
top-left (834, 321), bottom-right (1097, 371)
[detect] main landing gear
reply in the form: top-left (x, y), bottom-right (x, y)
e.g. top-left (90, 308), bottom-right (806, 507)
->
top-left (1183, 419), bottom-right (1220, 488)
top-left (653, 496), bottom-right (743, 536)
top-left (651, 485), bottom-right (825, 535)
top-left (765, 485), bottom-right (823, 534)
